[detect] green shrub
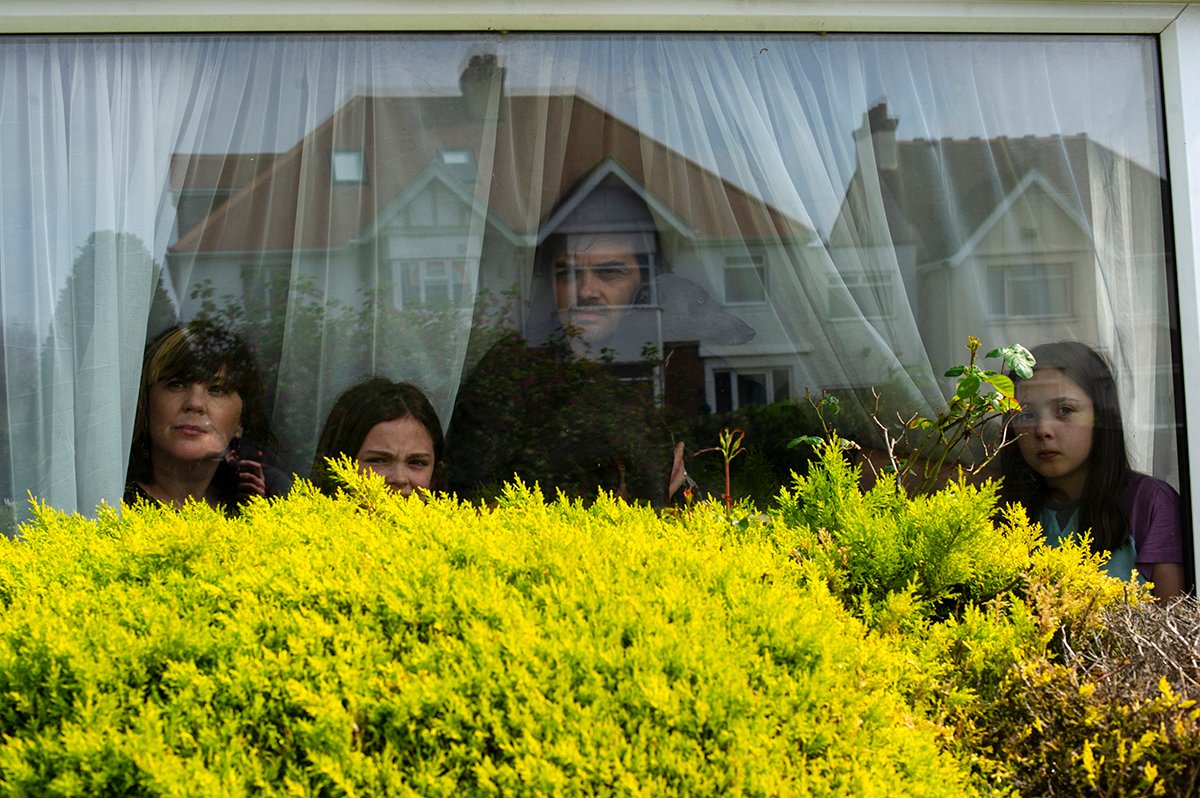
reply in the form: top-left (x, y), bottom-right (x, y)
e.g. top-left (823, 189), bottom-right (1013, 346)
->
top-left (0, 468), bottom-right (972, 796)
top-left (685, 400), bottom-right (821, 508)
top-left (772, 438), bottom-right (1199, 794)
top-left (2, 444), bottom-right (1195, 796)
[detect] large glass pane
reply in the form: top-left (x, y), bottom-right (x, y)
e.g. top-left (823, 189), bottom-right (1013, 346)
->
top-left (0, 33), bottom-right (1176, 525)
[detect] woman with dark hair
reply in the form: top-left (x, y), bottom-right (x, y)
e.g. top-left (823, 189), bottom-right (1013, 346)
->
top-left (126, 320), bottom-right (276, 514)
top-left (312, 378), bottom-right (444, 496)
top-left (1002, 341), bottom-right (1185, 597)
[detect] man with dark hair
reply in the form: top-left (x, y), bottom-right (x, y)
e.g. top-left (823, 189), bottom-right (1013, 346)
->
top-left (448, 178), bottom-right (682, 504)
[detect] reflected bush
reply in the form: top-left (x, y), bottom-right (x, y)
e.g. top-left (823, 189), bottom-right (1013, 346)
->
top-left (684, 399), bottom-right (824, 508)
top-left (447, 331), bottom-right (675, 504)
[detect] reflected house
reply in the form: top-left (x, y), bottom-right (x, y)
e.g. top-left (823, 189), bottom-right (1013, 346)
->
top-left (829, 101), bottom-right (1175, 471)
top-left (830, 102), bottom-right (1168, 381)
top-left (166, 55), bottom-right (827, 426)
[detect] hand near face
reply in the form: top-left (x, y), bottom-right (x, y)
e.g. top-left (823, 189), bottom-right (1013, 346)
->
top-left (234, 452), bottom-right (267, 501)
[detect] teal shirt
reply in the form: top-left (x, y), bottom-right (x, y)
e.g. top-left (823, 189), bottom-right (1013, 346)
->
top-left (1039, 506), bottom-right (1141, 584)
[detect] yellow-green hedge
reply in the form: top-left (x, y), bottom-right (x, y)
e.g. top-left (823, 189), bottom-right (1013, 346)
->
top-left (1, 443), bottom-right (1194, 797)
top-left (0, 465), bottom-right (973, 797)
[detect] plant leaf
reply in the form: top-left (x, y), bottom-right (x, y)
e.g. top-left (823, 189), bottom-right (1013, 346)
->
top-left (985, 373), bottom-right (1015, 399)
top-left (988, 344), bottom-right (1036, 379)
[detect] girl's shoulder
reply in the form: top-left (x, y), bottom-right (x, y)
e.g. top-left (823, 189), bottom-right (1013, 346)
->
top-left (1123, 472), bottom-right (1180, 506)
top-left (1122, 473), bottom-right (1183, 563)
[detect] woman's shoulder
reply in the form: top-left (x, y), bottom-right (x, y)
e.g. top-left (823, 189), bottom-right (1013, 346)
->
top-left (123, 480), bottom-right (156, 506)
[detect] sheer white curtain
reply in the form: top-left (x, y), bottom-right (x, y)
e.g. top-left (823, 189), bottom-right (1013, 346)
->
top-left (163, 37), bottom-right (498, 476)
top-left (0, 39), bottom-right (186, 524)
top-left (0, 36), bottom-right (498, 522)
top-left (0, 33), bottom-right (1177, 526)
top-left (497, 34), bottom-right (1173, 478)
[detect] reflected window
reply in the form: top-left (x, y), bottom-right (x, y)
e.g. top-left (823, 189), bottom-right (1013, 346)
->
top-left (392, 259), bottom-right (467, 306)
top-left (331, 149), bottom-right (365, 184)
top-left (828, 272), bottom-right (895, 320)
top-left (713, 368), bottom-right (790, 413)
top-left (723, 254), bottom-right (766, 304)
top-left (987, 263), bottom-right (1073, 318)
top-left (439, 148), bottom-right (477, 183)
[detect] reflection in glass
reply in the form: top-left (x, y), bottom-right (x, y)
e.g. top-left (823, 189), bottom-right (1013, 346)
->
top-left (0, 33), bottom-right (1178, 516)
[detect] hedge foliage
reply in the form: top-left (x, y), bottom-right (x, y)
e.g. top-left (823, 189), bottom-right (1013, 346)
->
top-left (0, 444), bottom-right (1193, 795)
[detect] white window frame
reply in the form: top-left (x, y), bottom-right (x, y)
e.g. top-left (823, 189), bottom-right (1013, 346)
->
top-left (389, 257), bottom-right (467, 308)
top-left (722, 253), bottom-right (767, 305)
top-left (985, 261), bottom-right (1073, 320)
top-left (828, 271), bottom-right (896, 321)
top-left (331, 148), bottom-right (365, 185)
top-left (6, 0), bottom-right (1198, 582)
top-left (710, 365), bottom-right (792, 413)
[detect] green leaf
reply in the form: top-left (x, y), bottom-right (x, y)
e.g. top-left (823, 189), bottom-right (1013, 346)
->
top-left (944, 366), bottom-right (966, 377)
top-left (987, 344), bottom-right (1036, 379)
top-left (956, 374), bottom-right (981, 400)
top-left (788, 435), bottom-right (824, 449)
top-left (985, 374), bottom-right (1015, 399)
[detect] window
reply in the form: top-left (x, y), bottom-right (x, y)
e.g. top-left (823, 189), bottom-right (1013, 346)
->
top-left (723, 255), bottom-right (766, 304)
top-left (331, 149), bottom-right (366, 184)
top-left (987, 263), bottom-right (1073, 319)
top-left (828, 272), bottom-right (895, 320)
top-left (439, 149), bottom-right (478, 183)
top-left (391, 259), bottom-right (468, 307)
top-left (713, 368), bottom-right (792, 413)
top-left (0, 33), bottom-right (1179, 519)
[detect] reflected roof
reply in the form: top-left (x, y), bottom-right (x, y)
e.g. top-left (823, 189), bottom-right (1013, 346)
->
top-left (171, 62), bottom-right (813, 254)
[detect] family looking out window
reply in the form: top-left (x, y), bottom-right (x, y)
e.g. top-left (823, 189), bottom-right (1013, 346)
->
top-left (1, 36), bottom-right (1182, 588)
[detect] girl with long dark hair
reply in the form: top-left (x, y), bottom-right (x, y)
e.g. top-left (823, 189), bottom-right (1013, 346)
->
top-left (1002, 341), bottom-right (1185, 598)
top-left (312, 378), bottom-right (444, 496)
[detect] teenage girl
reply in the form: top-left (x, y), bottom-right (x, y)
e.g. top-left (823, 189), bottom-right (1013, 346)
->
top-left (312, 378), bottom-right (444, 497)
top-left (1002, 341), bottom-right (1185, 598)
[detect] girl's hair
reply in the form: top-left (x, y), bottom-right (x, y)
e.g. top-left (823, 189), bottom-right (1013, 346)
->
top-left (312, 378), bottom-right (444, 493)
top-left (128, 320), bottom-right (272, 485)
top-left (1001, 341), bottom-right (1131, 552)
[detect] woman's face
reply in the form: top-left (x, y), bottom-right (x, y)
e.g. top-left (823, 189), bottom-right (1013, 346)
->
top-left (1013, 368), bottom-right (1096, 502)
top-left (355, 415), bottom-right (436, 496)
top-left (147, 375), bottom-right (244, 470)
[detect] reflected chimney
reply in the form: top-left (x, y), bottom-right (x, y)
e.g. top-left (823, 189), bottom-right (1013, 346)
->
top-left (460, 54), bottom-right (505, 120)
top-left (854, 101), bottom-right (899, 171)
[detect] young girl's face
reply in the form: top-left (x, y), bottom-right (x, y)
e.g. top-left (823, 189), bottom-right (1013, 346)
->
top-left (1013, 368), bottom-right (1096, 502)
top-left (354, 415), bottom-right (436, 496)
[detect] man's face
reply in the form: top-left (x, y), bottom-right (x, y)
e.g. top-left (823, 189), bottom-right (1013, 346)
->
top-left (553, 235), bottom-right (645, 348)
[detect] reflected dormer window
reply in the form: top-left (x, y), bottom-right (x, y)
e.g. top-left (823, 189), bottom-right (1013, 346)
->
top-left (331, 149), bottom-right (365, 184)
top-left (439, 149), bottom-right (477, 183)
